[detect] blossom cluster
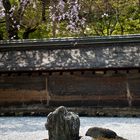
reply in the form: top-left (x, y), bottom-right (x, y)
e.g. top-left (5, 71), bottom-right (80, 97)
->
top-left (49, 0), bottom-right (85, 32)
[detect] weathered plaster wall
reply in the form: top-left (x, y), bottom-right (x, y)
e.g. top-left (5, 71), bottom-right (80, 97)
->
top-left (0, 43), bottom-right (140, 72)
top-left (0, 36), bottom-right (140, 115)
top-left (0, 72), bottom-right (140, 108)
top-left (0, 76), bottom-right (47, 106)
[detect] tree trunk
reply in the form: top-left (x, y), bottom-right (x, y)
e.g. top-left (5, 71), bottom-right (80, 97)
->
top-left (42, 0), bottom-right (47, 21)
top-left (2, 0), bottom-right (19, 39)
top-left (23, 27), bottom-right (37, 39)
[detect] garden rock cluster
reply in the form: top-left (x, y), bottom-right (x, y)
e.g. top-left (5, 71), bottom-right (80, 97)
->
top-left (45, 106), bottom-right (127, 140)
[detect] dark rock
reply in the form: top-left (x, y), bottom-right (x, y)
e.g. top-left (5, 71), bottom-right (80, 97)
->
top-left (45, 106), bottom-right (80, 140)
top-left (86, 127), bottom-right (117, 139)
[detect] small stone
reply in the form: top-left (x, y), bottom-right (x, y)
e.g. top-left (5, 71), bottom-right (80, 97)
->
top-left (86, 127), bottom-right (117, 139)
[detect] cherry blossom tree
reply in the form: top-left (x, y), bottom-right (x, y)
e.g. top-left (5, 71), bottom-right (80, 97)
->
top-left (0, 0), bottom-right (85, 39)
top-left (1, 0), bottom-right (138, 39)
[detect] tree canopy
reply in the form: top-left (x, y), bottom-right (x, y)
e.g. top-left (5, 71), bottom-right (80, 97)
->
top-left (0, 0), bottom-right (140, 40)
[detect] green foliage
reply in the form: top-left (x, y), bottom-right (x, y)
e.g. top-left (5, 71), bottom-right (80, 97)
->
top-left (9, 0), bottom-right (18, 4)
top-left (0, 0), bottom-right (140, 40)
top-left (0, 22), bottom-right (6, 40)
top-left (29, 23), bottom-right (52, 38)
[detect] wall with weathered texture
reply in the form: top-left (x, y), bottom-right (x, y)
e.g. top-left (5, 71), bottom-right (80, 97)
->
top-left (47, 72), bottom-right (140, 107)
top-left (0, 35), bottom-right (140, 116)
top-left (0, 44), bottom-right (140, 72)
top-left (0, 35), bottom-right (140, 72)
top-left (0, 76), bottom-right (47, 106)
top-left (0, 72), bottom-right (140, 108)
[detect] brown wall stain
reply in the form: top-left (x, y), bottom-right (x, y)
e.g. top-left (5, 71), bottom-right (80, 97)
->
top-left (0, 89), bottom-right (47, 102)
top-left (0, 71), bottom-right (140, 108)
